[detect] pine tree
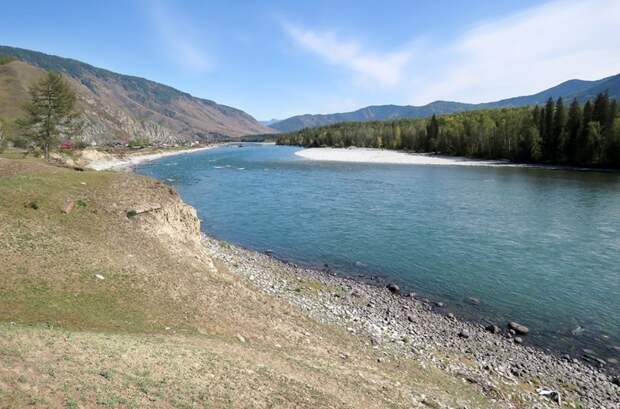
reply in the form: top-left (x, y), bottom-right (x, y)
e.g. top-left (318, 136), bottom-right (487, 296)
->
top-left (605, 118), bottom-right (620, 165)
top-left (542, 98), bottom-right (555, 161)
top-left (592, 92), bottom-right (610, 127)
top-left (17, 72), bottom-right (82, 159)
top-left (552, 97), bottom-right (566, 162)
top-left (565, 98), bottom-right (581, 164)
top-left (532, 105), bottom-right (541, 125)
top-left (425, 114), bottom-right (439, 152)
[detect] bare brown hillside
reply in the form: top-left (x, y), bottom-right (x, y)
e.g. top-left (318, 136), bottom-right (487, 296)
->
top-left (0, 45), bottom-right (273, 144)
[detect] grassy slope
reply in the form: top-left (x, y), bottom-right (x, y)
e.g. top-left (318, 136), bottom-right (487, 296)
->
top-left (0, 157), bottom-right (500, 408)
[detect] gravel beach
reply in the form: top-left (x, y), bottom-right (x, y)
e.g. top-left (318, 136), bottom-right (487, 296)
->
top-left (202, 235), bottom-right (619, 408)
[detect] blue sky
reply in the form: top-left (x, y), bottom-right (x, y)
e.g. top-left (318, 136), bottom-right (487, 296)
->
top-left (2, 0), bottom-right (619, 120)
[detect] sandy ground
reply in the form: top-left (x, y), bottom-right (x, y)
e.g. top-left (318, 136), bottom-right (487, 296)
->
top-left (84, 145), bottom-right (219, 171)
top-left (295, 147), bottom-right (520, 167)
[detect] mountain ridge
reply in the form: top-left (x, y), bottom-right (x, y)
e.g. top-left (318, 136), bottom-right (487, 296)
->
top-left (0, 45), bottom-right (272, 143)
top-left (271, 74), bottom-right (620, 132)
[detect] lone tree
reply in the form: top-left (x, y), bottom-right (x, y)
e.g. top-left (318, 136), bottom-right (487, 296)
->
top-left (18, 72), bottom-right (81, 159)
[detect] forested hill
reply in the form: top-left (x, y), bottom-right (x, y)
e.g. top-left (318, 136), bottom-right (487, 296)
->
top-left (277, 93), bottom-right (620, 168)
top-left (0, 45), bottom-right (272, 144)
top-left (271, 74), bottom-right (620, 132)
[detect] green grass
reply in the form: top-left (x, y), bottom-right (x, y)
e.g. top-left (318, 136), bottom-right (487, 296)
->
top-left (0, 159), bottom-right (198, 333)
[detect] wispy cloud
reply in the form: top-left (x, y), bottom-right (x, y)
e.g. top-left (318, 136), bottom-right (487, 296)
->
top-left (149, 1), bottom-right (211, 73)
top-left (282, 0), bottom-right (620, 108)
top-left (283, 22), bottom-right (413, 88)
top-left (412, 0), bottom-right (620, 104)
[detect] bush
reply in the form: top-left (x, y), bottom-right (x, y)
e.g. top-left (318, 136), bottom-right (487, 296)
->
top-left (0, 55), bottom-right (16, 65)
top-left (128, 138), bottom-right (151, 148)
top-left (126, 209), bottom-right (137, 218)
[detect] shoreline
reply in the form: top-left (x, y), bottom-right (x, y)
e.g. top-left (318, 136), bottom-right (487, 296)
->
top-left (294, 147), bottom-right (617, 172)
top-left (202, 233), bottom-right (620, 373)
top-left (201, 234), bottom-right (619, 407)
top-left (295, 147), bottom-right (513, 167)
top-left (83, 144), bottom-right (223, 171)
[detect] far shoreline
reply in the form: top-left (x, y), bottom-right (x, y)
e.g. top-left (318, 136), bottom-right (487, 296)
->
top-left (84, 142), bottom-right (276, 171)
top-left (294, 146), bottom-right (619, 172)
top-left (83, 144), bottom-right (223, 171)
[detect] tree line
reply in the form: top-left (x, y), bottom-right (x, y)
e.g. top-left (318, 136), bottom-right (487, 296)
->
top-left (277, 93), bottom-right (620, 168)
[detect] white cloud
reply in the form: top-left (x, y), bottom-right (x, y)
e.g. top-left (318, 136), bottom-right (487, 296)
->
top-left (149, 1), bottom-right (211, 73)
top-left (412, 0), bottom-right (620, 104)
top-left (283, 0), bottom-right (620, 108)
top-left (283, 22), bottom-right (413, 88)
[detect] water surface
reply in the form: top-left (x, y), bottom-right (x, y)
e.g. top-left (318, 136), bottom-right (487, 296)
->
top-left (137, 144), bottom-right (620, 364)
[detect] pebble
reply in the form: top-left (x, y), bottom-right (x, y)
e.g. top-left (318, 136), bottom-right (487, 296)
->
top-left (458, 330), bottom-right (470, 339)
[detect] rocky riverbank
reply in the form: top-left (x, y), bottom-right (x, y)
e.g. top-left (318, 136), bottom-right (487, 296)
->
top-left (81, 145), bottom-right (221, 171)
top-left (202, 235), bottom-right (619, 408)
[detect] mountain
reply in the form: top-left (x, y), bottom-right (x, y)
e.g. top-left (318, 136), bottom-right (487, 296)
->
top-left (0, 45), bottom-right (272, 144)
top-left (271, 74), bottom-right (620, 132)
top-left (259, 119), bottom-right (281, 126)
top-left (478, 75), bottom-right (620, 109)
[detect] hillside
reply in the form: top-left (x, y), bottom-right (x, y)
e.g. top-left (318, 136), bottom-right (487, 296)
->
top-left (271, 74), bottom-right (620, 132)
top-left (0, 45), bottom-right (272, 144)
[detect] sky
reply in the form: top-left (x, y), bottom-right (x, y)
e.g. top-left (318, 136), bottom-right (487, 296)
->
top-left (1, 0), bottom-right (620, 120)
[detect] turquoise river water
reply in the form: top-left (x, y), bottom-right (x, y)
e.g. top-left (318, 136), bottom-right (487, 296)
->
top-left (137, 143), bottom-right (620, 366)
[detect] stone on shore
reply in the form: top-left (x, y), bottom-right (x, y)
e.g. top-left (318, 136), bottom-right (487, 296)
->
top-left (386, 283), bottom-right (400, 294)
top-left (485, 324), bottom-right (500, 334)
top-left (508, 321), bottom-right (529, 335)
